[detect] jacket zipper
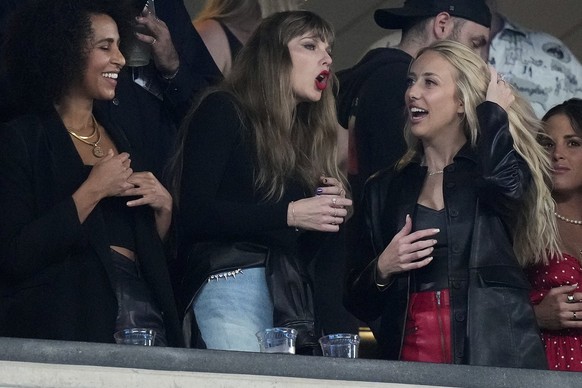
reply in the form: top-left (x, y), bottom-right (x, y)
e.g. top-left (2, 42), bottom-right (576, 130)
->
top-left (435, 290), bottom-right (447, 362)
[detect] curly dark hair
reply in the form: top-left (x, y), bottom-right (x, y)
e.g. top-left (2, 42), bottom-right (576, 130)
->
top-left (1, 0), bottom-right (133, 112)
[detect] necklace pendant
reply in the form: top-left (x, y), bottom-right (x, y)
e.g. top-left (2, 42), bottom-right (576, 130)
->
top-left (93, 145), bottom-right (104, 158)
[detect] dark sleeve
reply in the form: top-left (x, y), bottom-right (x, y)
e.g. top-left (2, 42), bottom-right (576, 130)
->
top-left (475, 101), bottom-right (531, 215)
top-left (178, 93), bottom-right (290, 240)
top-left (344, 174), bottom-right (394, 322)
top-left (156, 0), bottom-right (222, 121)
top-left (0, 124), bottom-right (84, 278)
top-left (355, 62), bottom-right (410, 176)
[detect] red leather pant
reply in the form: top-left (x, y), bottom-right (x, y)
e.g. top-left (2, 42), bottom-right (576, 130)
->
top-left (401, 289), bottom-right (452, 363)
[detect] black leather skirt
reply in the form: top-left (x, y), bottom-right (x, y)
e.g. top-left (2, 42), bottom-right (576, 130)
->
top-left (111, 249), bottom-right (166, 346)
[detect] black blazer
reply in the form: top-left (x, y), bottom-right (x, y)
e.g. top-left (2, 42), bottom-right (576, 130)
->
top-left (0, 108), bottom-right (182, 346)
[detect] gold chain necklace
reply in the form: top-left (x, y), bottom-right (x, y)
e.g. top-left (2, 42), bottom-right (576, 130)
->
top-left (67, 115), bottom-right (104, 158)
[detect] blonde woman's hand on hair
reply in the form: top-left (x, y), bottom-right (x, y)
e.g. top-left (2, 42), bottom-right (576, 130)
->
top-left (486, 66), bottom-right (514, 111)
top-left (376, 214), bottom-right (438, 283)
top-left (287, 195), bottom-right (352, 232)
top-left (533, 284), bottom-right (582, 330)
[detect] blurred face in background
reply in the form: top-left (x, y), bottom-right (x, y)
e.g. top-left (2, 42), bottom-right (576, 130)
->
top-left (541, 113), bottom-right (582, 197)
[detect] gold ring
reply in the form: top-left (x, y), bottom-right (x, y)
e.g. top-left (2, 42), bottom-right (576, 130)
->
top-left (567, 294), bottom-right (575, 303)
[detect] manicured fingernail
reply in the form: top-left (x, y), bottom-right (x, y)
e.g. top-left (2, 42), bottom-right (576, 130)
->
top-left (406, 214), bottom-right (410, 221)
top-left (316, 188), bottom-right (323, 194)
top-left (433, 228), bottom-right (440, 233)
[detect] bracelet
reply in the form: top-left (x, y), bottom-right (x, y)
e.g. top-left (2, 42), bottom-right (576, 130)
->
top-left (162, 67), bottom-right (179, 81)
top-left (290, 201), bottom-right (299, 232)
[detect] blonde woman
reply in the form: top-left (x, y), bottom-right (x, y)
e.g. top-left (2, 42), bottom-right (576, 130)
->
top-left (172, 11), bottom-right (350, 353)
top-left (345, 40), bottom-right (558, 368)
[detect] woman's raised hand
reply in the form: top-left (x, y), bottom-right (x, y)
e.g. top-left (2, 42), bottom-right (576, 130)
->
top-left (376, 214), bottom-right (438, 283)
top-left (486, 66), bottom-right (515, 111)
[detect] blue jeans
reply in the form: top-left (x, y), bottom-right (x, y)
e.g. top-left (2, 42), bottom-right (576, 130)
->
top-left (193, 267), bottom-right (273, 352)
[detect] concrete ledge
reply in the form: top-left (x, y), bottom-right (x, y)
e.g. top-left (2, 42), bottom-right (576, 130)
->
top-left (0, 337), bottom-right (581, 387)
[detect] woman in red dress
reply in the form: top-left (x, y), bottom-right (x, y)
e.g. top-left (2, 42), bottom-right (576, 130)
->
top-left (527, 98), bottom-right (582, 371)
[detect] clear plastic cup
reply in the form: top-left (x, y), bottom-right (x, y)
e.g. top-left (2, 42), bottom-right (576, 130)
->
top-left (318, 333), bottom-right (360, 358)
top-left (114, 328), bottom-right (157, 346)
top-left (124, 0), bottom-right (156, 67)
top-left (256, 327), bottom-right (297, 354)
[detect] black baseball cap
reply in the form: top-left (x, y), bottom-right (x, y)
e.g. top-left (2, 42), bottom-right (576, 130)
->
top-left (374, 0), bottom-right (491, 29)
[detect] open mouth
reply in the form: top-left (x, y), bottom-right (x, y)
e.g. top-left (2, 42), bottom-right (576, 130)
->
top-left (410, 107), bottom-right (428, 119)
top-left (315, 70), bottom-right (329, 91)
top-left (102, 72), bottom-right (119, 80)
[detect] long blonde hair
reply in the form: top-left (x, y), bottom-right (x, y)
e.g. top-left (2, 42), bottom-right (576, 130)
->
top-left (172, 11), bottom-right (343, 202)
top-left (194, 0), bottom-right (261, 25)
top-left (194, 0), bottom-right (302, 24)
top-left (398, 40), bottom-right (559, 265)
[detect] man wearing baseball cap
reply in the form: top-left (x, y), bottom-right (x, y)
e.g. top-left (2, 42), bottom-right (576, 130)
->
top-left (339, 0), bottom-right (491, 359)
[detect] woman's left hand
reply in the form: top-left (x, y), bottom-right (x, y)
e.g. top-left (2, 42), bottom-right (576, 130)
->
top-left (486, 66), bottom-right (514, 111)
top-left (121, 171), bottom-right (172, 239)
top-left (316, 176), bottom-right (347, 198)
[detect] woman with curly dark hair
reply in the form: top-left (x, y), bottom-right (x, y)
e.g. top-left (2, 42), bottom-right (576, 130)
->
top-left (0, 0), bottom-right (182, 346)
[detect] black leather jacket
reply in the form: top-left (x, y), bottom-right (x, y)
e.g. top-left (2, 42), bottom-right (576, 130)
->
top-left (345, 102), bottom-right (547, 369)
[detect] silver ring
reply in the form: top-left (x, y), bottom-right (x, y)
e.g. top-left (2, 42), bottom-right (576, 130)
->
top-left (574, 311), bottom-right (578, 320)
top-left (567, 294), bottom-right (575, 303)
top-left (332, 197), bottom-right (337, 205)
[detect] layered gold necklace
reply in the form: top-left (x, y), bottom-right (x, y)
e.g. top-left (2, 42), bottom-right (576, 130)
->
top-left (67, 115), bottom-right (104, 158)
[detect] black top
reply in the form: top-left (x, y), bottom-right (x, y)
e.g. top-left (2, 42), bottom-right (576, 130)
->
top-left (0, 109), bottom-right (183, 346)
top-left (178, 91), bottom-right (307, 254)
top-left (218, 21), bottom-right (243, 61)
top-left (411, 204), bottom-right (449, 292)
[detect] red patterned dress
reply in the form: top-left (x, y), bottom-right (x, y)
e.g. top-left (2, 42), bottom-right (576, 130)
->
top-left (526, 253), bottom-right (582, 371)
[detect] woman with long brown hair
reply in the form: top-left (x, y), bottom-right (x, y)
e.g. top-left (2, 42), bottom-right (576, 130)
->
top-left (172, 10), bottom-right (351, 353)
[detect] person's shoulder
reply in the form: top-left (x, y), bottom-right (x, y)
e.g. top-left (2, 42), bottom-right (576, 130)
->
top-left (194, 18), bottom-right (224, 39)
top-left (1, 112), bottom-right (43, 133)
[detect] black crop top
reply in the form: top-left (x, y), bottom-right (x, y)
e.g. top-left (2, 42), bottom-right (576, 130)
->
top-left (82, 166), bottom-right (136, 251)
top-left (411, 204), bottom-right (449, 292)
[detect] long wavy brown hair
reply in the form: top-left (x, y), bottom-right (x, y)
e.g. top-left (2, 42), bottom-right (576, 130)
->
top-left (171, 10), bottom-right (344, 202)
